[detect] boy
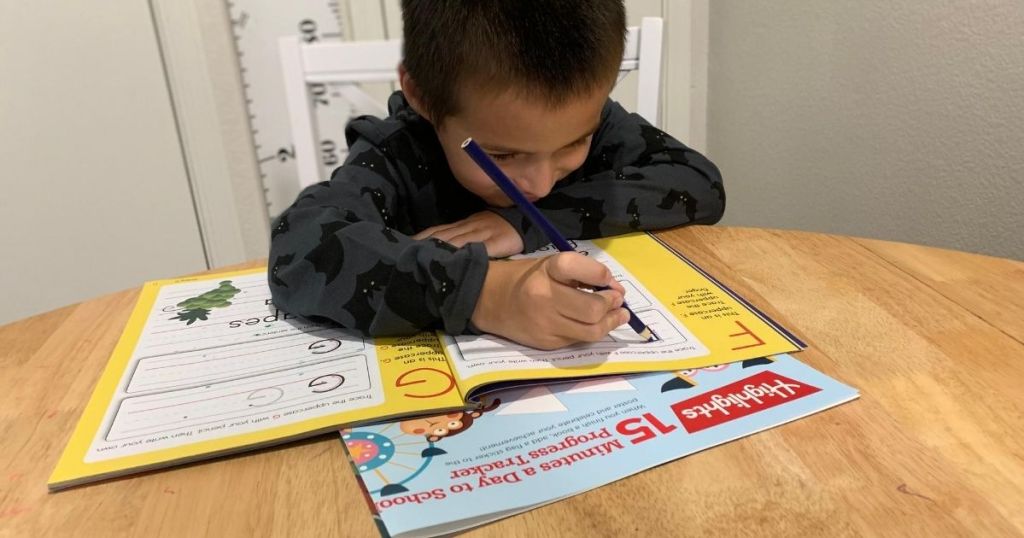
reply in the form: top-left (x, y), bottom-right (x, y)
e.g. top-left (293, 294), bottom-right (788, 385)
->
top-left (269, 0), bottom-right (724, 350)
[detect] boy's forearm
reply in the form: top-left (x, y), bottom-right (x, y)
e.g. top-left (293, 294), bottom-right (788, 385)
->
top-left (491, 150), bottom-right (724, 250)
top-left (541, 166), bottom-right (723, 241)
top-left (268, 163), bottom-right (491, 336)
top-left (490, 102), bottom-right (725, 251)
top-left (269, 214), bottom-right (490, 335)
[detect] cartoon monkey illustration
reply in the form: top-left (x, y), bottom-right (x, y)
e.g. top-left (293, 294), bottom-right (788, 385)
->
top-left (399, 399), bottom-right (500, 443)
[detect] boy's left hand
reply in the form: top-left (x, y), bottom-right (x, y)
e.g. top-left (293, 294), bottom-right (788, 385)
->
top-left (413, 211), bottom-right (524, 257)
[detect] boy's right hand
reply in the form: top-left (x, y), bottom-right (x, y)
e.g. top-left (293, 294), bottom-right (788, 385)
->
top-left (471, 253), bottom-right (629, 350)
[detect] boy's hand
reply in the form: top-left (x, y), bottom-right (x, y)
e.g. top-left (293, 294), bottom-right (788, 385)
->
top-left (413, 211), bottom-right (524, 257)
top-left (471, 253), bottom-right (629, 350)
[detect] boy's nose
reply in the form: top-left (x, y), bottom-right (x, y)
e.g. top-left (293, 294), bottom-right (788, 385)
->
top-left (518, 163), bottom-right (558, 200)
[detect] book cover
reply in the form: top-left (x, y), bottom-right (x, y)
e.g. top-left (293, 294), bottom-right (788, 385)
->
top-left (342, 354), bottom-right (857, 537)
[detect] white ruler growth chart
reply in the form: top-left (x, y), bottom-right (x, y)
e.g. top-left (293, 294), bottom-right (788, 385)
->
top-left (227, 0), bottom-right (354, 217)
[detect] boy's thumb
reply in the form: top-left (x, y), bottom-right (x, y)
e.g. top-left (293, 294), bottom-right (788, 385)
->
top-left (545, 252), bottom-right (613, 288)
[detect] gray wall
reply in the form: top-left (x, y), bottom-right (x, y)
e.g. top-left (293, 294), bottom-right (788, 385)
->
top-left (708, 1), bottom-right (1024, 260)
top-left (0, 0), bottom-right (209, 325)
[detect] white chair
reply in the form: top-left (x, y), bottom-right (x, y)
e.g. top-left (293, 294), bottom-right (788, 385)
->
top-left (279, 17), bottom-right (664, 189)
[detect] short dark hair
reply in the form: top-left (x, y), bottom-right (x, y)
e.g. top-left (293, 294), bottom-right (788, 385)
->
top-left (401, 0), bottom-right (626, 123)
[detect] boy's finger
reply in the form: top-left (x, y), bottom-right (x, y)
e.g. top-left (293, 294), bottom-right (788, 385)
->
top-left (545, 253), bottom-right (614, 288)
top-left (596, 288), bottom-right (625, 309)
top-left (426, 225), bottom-right (475, 243)
top-left (445, 230), bottom-right (487, 248)
top-left (553, 286), bottom-right (623, 324)
top-left (412, 222), bottom-right (462, 240)
top-left (411, 228), bottom-right (438, 240)
top-left (556, 308), bottom-right (630, 343)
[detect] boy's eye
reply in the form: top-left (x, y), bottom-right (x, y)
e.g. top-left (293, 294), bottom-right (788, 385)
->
top-left (488, 152), bottom-right (518, 162)
top-left (557, 136), bottom-right (592, 154)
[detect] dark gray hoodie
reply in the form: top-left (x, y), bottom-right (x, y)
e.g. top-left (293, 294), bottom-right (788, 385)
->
top-left (268, 91), bottom-right (724, 336)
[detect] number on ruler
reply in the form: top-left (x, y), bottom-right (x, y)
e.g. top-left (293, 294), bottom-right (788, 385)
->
top-left (321, 139), bottom-right (338, 167)
top-left (228, 0), bottom-right (347, 217)
top-left (277, 146), bottom-right (295, 162)
top-left (299, 19), bottom-right (319, 43)
top-left (310, 83), bottom-right (329, 106)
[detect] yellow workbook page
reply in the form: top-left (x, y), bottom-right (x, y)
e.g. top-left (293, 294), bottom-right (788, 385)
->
top-left (49, 269), bottom-right (464, 490)
top-left (440, 233), bottom-right (803, 397)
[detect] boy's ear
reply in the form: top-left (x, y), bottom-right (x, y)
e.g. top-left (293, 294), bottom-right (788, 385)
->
top-left (398, 63), bottom-right (430, 121)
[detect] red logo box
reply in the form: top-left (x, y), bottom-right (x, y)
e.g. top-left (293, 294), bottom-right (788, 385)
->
top-left (670, 371), bottom-right (821, 433)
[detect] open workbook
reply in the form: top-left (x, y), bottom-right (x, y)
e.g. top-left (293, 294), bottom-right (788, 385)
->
top-left (49, 232), bottom-right (804, 490)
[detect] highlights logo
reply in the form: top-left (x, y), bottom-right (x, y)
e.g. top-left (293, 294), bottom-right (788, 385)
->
top-left (670, 371), bottom-right (821, 433)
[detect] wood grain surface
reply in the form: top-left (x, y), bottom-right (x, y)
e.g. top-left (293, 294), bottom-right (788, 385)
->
top-left (1, 227), bottom-right (1021, 537)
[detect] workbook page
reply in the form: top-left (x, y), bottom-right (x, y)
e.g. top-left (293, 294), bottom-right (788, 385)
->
top-left (443, 240), bottom-right (710, 384)
top-left (82, 271), bottom-right (386, 463)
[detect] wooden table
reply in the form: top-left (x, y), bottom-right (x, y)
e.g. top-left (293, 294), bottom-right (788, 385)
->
top-left (2, 227), bottom-right (1023, 537)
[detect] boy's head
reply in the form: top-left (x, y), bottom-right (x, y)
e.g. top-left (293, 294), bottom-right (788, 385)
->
top-left (399, 0), bottom-right (627, 207)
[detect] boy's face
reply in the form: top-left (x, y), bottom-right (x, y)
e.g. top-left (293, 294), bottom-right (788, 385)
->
top-left (429, 85), bottom-right (608, 207)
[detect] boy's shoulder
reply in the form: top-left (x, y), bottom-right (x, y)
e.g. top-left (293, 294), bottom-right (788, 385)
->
top-left (338, 91), bottom-right (461, 198)
top-left (594, 97), bottom-right (662, 142)
top-left (343, 91), bottom-right (432, 149)
top-left (342, 91), bottom-right (450, 183)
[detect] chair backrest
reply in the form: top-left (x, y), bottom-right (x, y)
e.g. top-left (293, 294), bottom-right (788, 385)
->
top-left (279, 17), bottom-right (663, 189)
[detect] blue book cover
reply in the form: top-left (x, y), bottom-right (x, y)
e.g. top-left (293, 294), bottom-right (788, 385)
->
top-left (341, 354), bottom-right (858, 537)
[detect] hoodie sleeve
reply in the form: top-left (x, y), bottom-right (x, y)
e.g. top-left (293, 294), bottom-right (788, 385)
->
top-left (268, 138), bottom-right (489, 336)
top-left (490, 100), bottom-right (725, 252)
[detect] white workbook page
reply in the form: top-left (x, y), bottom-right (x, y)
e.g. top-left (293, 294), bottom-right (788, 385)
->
top-left (444, 240), bottom-right (709, 381)
top-left (85, 272), bottom-right (383, 462)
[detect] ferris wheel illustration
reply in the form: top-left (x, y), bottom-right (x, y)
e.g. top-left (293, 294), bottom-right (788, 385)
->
top-left (343, 424), bottom-right (447, 497)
